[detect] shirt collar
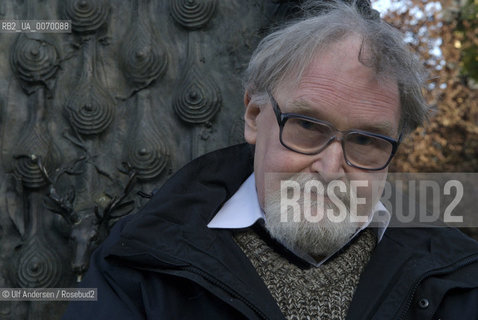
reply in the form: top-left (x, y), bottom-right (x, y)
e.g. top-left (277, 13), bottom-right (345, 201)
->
top-left (207, 174), bottom-right (264, 229)
top-left (208, 173), bottom-right (391, 266)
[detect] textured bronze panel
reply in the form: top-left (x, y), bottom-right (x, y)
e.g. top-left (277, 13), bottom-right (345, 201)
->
top-left (0, 0), bottom-right (289, 318)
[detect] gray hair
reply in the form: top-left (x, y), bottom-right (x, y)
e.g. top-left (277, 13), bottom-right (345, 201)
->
top-left (243, 0), bottom-right (429, 135)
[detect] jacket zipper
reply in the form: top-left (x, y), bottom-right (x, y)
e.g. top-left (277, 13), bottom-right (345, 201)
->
top-left (182, 265), bottom-right (272, 320)
top-left (397, 253), bottom-right (478, 320)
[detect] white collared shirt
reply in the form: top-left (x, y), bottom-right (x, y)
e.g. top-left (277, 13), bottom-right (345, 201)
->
top-left (208, 173), bottom-right (391, 267)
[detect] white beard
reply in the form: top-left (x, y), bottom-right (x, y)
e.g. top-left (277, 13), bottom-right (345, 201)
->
top-left (263, 174), bottom-right (362, 259)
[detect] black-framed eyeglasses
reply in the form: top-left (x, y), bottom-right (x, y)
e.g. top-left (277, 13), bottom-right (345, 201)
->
top-left (269, 93), bottom-right (401, 171)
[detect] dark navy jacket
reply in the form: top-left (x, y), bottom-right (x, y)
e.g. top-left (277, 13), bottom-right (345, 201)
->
top-left (62, 144), bottom-right (478, 319)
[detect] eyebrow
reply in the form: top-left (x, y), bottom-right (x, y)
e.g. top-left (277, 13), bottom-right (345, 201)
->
top-left (285, 99), bottom-right (397, 137)
top-left (358, 122), bottom-right (396, 137)
top-left (286, 100), bottom-right (319, 117)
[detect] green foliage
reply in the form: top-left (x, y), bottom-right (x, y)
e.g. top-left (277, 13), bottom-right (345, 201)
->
top-left (457, 0), bottom-right (478, 81)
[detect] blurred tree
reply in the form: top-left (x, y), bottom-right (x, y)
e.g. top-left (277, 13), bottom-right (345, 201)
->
top-left (457, 0), bottom-right (478, 82)
top-left (378, 0), bottom-right (478, 238)
top-left (378, 0), bottom-right (478, 172)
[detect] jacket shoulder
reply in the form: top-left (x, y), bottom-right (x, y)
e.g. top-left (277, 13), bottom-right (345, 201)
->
top-left (384, 227), bottom-right (478, 260)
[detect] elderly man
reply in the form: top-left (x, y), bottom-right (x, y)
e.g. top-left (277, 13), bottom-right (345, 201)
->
top-left (63, 1), bottom-right (478, 319)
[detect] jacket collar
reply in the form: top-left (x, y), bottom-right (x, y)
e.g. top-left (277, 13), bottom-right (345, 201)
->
top-left (106, 143), bottom-right (284, 319)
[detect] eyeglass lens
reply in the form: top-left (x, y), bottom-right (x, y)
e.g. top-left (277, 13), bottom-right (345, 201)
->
top-left (281, 118), bottom-right (393, 169)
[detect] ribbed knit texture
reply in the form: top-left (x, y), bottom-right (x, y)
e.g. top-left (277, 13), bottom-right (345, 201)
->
top-left (234, 228), bottom-right (377, 320)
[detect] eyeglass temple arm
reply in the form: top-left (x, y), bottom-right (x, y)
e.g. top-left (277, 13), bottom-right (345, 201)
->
top-left (267, 91), bottom-right (283, 124)
top-left (397, 132), bottom-right (403, 144)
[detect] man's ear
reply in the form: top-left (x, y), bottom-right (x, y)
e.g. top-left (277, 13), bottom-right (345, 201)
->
top-left (244, 91), bottom-right (261, 145)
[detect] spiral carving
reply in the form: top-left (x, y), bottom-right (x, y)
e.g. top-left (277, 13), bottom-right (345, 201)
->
top-left (14, 128), bottom-right (53, 189)
top-left (14, 157), bottom-right (45, 189)
top-left (120, 17), bottom-right (168, 89)
top-left (10, 36), bottom-right (59, 88)
top-left (65, 79), bottom-right (115, 136)
top-left (170, 0), bottom-right (217, 30)
top-left (16, 236), bottom-right (62, 288)
top-left (63, 0), bottom-right (109, 33)
top-left (127, 115), bottom-right (169, 181)
top-left (173, 63), bottom-right (221, 124)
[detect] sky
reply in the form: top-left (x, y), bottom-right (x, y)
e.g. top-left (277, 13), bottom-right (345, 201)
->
top-left (371, 0), bottom-right (445, 79)
top-left (372, 0), bottom-right (444, 16)
top-left (372, 0), bottom-right (396, 13)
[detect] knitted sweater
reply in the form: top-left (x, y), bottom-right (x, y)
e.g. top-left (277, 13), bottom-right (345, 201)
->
top-left (234, 228), bottom-right (377, 320)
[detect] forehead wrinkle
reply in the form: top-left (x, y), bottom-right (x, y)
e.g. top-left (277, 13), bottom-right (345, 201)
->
top-left (285, 99), bottom-right (320, 115)
top-left (284, 96), bottom-right (398, 137)
top-left (295, 80), bottom-right (399, 125)
top-left (298, 75), bottom-right (398, 107)
top-left (286, 84), bottom-right (399, 121)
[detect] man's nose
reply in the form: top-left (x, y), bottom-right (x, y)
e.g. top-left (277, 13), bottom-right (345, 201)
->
top-left (309, 140), bottom-right (346, 181)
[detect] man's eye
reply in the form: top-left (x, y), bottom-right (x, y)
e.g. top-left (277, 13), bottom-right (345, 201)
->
top-left (351, 135), bottom-right (373, 145)
top-left (299, 120), bottom-right (315, 130)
